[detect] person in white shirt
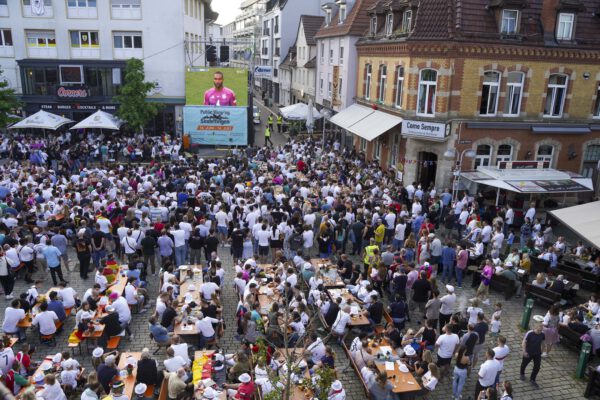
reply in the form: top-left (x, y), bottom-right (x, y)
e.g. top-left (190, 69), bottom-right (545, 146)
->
top-left (37, 374), bottom-right (67, 400)
top-left (256, 224), bottom-right (271, 263)
top-left (306, 333), bottom-right (326, 365)
top-left (0, 340), bottom-right (15, 376)
top-left (492, 336), bottom-right (510, 385)
top-left (60, 360), bottom-right (79, 390)
top-left (2, 300), bottom-right (25, 339)
top-left (171, 224), bottom-right (187, 267)
top-left (195, 312), bottom-right (220, 349)
top-left (170, 335), bottom-right (191, 365)
top-left (421, 364), bottom-right (440, 392)
top-left (439, 285), bottom-right (456, 331)
top-left (200, 281), bottom-right (220, 301)
top-left (467, 300), bottom-right (483, 326)
top-left (524, 203), bottom-right (536, 224)
top-left (32, 302), bottom-right (59, 336)
top-left (476, 349), bottom-right (501, 397)
top-left (109, 293), bottom-right (132, 337)
top-left (302, 226), bottom-right (314, 255)
top-left (163, 347), bottom-right (189, 372)
top-left (327, 380), bottom-right (346, 400)
top-left (57, 282), bottom-right (78, 309)
top-left (121, 230), bottom-right (139, 264)
top-left (393, 220), bottom-right (406, 251)
top-left (331, 306), bottom-right (351, 339)
top-left (215, 209), bottom-right (229, 244)
top-left (435, 324), bottom-right (460, 377)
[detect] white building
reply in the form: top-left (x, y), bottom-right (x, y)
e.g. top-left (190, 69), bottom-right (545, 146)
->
top-left (314, 0), bottom-right (377, 146)
top-left (231, 0), bottom-right (264, 71)
top-left (288, 15), bottom-right (324, 106)
top-left (258, 0), bottom-right (324, 106)
top-left (0, 0), bottom-right (216, 134)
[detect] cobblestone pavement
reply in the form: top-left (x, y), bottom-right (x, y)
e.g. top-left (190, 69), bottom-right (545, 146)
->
top-left (4, 240), bottom-right (596, 400)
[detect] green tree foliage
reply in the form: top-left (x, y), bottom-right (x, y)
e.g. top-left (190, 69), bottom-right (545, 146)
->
top-left (0, 67), bottom-right (21, 128)
top-left (114, 58), bottom-right (158, 133)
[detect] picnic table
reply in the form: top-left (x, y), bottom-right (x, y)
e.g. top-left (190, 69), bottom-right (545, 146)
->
top-left (326, 288), bottom-right (370, 326)
top-left (275, 348), bottom-right (314, 400)
top-left (116, 352), bottom-right (141, 399)
top-left (367, 339), bottom-right (422, 394)
top-left (257, 281), bottom-right (283, 314)
top-left (192, 351), bottom-right (227, 399)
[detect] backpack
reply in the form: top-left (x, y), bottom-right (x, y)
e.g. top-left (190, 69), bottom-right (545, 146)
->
top-left (290, 233), bottom-right (303, 251)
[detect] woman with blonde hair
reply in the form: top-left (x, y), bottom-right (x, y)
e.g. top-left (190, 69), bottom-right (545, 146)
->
top-left (415, 349), bottom-right (433, 377)
top-left (404, 233), bottom-right (417, 263)
top-left (520, 252), bottom-right (531, 274)
top-left (531, 272), bottom-right (547, 289)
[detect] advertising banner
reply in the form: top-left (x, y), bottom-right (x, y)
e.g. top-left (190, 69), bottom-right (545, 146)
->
top-left (183, 106), bottom-right (247, 146)
top-left (185, 67), bottom-right (248, 106)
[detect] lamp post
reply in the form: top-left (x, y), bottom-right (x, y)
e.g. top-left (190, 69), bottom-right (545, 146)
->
top-left (322, 110), bottom-right (332, 151)
top-left (444, 148), bottom-right (476, 203)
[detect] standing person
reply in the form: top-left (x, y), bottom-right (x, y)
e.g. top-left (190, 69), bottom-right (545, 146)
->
top-left (435, 324), bottom-right (460, 379)
top-left (520, 217), bottom-right (532, 249)
top-left (140, 233), bottom-right (157, 276)
top-left (276, 114), bottom-right (283, 133)
top-left (441, 240), bottom-right (456, 284)
top-left (267, 114), bottom-right (274, 131)
top-left (475, 349), bottom-right (501, 399)
top-left (452, 345), bottom-right (470, 400)
top-left (520, 323), bottom-right (545, 389)
top-left (455, 245), bottom-right (468, 288)
top-left (0, 247), bottom-right (15, 299)
top-left (410, 271), bottom-right (431, 324)
top-left (264, 126), bottom-right (273, 147)
top-left (438, 285), bottom-right (456, 332)
top-left (42, 243), bottom-right (67, 286)
top-left (471, 312), bottom-right (489, 371)
top-left (91, 224), bottom-right (107, 271)
top-left (541, 304), bottom-right (560, 358)
top-left (492, 335), bottom-right (510, 385)
top-left (74, 231), bottom-right (92, 280)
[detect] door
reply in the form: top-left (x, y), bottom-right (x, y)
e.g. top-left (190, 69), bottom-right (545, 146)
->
top-left (417, 151), bottom-right (437, 188)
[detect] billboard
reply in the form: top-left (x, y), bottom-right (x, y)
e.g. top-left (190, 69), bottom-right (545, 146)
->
top-left (185, 67), bottom-right (248, 106)
top-left (183, 106), bottom-right (247, 146)
top-left (184, 67), bottom-right (249, 146)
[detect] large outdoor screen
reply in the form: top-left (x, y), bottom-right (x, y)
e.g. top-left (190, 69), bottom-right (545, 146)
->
top-left (185, 68), bottom-right (248, 106)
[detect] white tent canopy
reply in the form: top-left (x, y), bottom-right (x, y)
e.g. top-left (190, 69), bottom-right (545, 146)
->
top-left (70, 110), bottom-right (124, 130)
top-left (8, 110), bottom-right (72, 130)
top-left (279, 102), bottom-right (322, 121)
top-left (549, 201), bottom-right (600, 249)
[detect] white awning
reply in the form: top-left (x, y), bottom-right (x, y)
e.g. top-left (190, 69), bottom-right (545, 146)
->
top-left (329, 104), bottom-right (402, 142)
top-left (549, 201), bottom-right (600, 249)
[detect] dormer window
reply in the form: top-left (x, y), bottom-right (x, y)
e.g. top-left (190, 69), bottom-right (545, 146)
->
top-left (386, 13), bottom-right (394, 35)
top-left (325, 9), bottom-right (332, 25)
top-left (501, 9), bottom-right (519, 34)
top-left (339, 4), bottom-right (346, 23)
top-left (401, 10), bottom-right (412, 33)
top-left (556, 13), bottom-right (574, 40)
top-left (370, 16), bottom-right (377, 35)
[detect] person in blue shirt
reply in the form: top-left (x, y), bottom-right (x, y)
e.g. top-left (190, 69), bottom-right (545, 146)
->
top-left (441, 241), bottom-right (457, 284)
top-left (42, 244), bottom-right (67, 286)
top-left (47, 291), bottom-right (67, 321)
top-left (148, 315), bottom-right (170, 344)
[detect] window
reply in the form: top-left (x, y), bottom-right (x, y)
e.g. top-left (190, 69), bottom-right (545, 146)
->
top-left (417, 69), bottom-right (437, 116)
top-left (325, 9), bottom-right (332, 25)
top-left (339, 47), bottom-right (344, 65)
top-left (360, 138), bottom-right (367, 152)
top-left (0, 0), bottom-right (6, 4)
top-left (536, 145), bottom-right (554, 164)
top-left (556, 13), bottom-right (574, 40)
top-left (374, 139), bottom-right (381, 159)
top-left (504, 72), bottom-right (524, 116)
top-left (394, 66), bottom-right (404, 108)
top-left (386, 13), bottom-right (393, 35)
top-left (501, 10), bottom-right (519, 34)
top-left (23, 0), bottom-right (51, 5)
top-left (0, 30), bottom-right (12, 47)
top-left (389, 134), bottom-right (400, 167)
top-left (319, 75), bottom-right (323, 93)
top-left (70, 31), bottom-right (99, 48)
top-left (320, 43), bottom-right (324, 63)
top-left (377, 64), bottom-right (387, 102)
top-left (67, 0), bottom-right (96, 7)
top-left (496, 144), bottom-right (513, 164)
top-left (339, 5), bottom-right (346, 23)
top-left (328, 74), bottom-right (332, 97)
top-left (474, 145), bottom-right (492, 169)
top-left (113, 32), bottom-right (142, 49)
top-left (583, 145), bottom-right (600, 178)
top-left (274, 16), bottom-right (279, 34)
top-left (480, 71), bottom-right (501, 116)
top-left (338, 77), bottom-right (342, 95)
top-left (329, 48), bottom-right (333, 63)
top-left (544, 74), bottom-right (568, 117)
top-left (594, 85), bottom-right (600, 118)
top-left (364, 64), bottom-right (372, 100)
top-left (401, 10), bottom-right (412, 33)
top-left (26, 31), bottom-right (56, 47)
top-left (370, 16), bottom-right (377, 35)
top-left (59, 65), bottom-right (83, 84)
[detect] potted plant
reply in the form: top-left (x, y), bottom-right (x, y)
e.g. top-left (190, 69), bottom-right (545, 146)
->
top-left (126, 364), bottom-right (134, 375)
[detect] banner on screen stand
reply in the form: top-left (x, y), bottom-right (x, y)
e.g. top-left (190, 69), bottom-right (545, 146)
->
top-left (183, 106), bottom-right (248, 146)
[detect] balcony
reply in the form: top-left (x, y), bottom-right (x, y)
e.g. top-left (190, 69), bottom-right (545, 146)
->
top-left (0, 46), bottom-right (14, 58)
top-left (114, 48), bottom-right (143, 60)
top-left (23, 3), bottom-right (54, 18)
top-left (262, 28), bottom-right (270, 36)
top-left (28, 46), bottom-right (57, 59)
top-left (111, 6), bottom-right (141, 20)
top-left (67, 6), bottom-right (97, 19)
top-left (0, 4), bottom-right (8, 17)
top-left (71, 46), bottom-right (100, 59)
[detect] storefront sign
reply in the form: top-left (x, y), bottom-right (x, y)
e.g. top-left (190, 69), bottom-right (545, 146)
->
top-left (498, 161), bottom-right (550, 170)
top-left (40, 104), bottom-right (117, 111)
top-left (532, 180), bottom-right (589, 192)
top-left (331, 66), bottom-right (340, 106)
top-left (401, 120), bottom-right (448, 140)
top-left (56, 86), bottom-right (90, 100)
top-left (253, 66), bottom-right (273, 78)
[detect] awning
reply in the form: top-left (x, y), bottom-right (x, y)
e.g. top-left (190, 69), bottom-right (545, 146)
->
top-left (329, 104), bottom-right (402, 142)
top-left (549, 201), bottom-right (600, 249)
top-left (459, 166), bottom-right (594, 194)
top-left (531, 125), bottom-right (591, 134)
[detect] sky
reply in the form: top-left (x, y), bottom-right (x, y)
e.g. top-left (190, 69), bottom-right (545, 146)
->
top-left (213, 0), bottom-right (244, 26)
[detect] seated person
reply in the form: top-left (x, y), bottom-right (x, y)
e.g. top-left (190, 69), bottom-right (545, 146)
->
top-left (548, 275), bottom-right (565, 295)
top-left (581, 294), bottom-right (600, 316)
top-left (531, 273), bottom-right (548, 289)
top-left (47, 291), bottom-right (67, 322)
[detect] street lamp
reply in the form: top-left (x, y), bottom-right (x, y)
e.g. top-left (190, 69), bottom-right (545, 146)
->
top-left (444, 148), bottom-right (476, 202)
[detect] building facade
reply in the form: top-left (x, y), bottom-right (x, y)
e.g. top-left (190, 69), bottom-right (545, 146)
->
top-left (349, 0), bottom-right (600, 190)
top-left (258, 0), bottom-right (324, 106)
top-left (288, 15), bottom-right (324, 106)
top-left (0, 0), bottom-right (215, 134)
top-left (230, 0), bottom-right (264, 71)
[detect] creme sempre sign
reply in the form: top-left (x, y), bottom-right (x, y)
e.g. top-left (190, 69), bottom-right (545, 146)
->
top-left (402, 120), bottom-right (448, 140)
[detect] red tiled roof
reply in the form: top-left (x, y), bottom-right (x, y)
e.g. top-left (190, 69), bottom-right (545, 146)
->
top-left (301, 15), bottom-right (326, 45)
top-left (315, 0), bottom-right (379, 39)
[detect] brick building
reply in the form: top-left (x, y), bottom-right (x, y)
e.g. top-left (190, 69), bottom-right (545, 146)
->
top-left (334, 0), bottom-right (600, 192)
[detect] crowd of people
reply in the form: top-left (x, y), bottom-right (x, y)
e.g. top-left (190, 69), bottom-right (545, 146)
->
top-left (0, 132), bottom-right (596, 399)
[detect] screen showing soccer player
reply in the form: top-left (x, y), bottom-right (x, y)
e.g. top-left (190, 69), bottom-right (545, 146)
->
top-left (204, 71), bottom-right (237, 106)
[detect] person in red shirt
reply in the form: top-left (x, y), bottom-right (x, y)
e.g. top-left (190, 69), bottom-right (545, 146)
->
top-left (224, 373), bottom-right (255, 400)
top-left (297, 158), bottom-right (306, 173)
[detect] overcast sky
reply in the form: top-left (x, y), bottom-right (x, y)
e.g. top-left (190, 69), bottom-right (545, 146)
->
top-left (213, 0), bottom-right (244, 26)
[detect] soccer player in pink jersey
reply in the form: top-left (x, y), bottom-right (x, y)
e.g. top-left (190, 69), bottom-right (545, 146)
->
top-left (204, 71), bottom-right (237, 106)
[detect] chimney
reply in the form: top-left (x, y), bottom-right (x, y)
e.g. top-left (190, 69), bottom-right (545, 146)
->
top-left (540, 0), bottom-right (560, 39)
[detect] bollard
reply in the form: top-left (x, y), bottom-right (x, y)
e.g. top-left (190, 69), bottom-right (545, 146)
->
top-left (576, 342), bottom-right (591, 379)
top-left (520, 298), bottom-right (534, 330)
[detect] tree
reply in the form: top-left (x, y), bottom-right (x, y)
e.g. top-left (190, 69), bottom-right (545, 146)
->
top-left (114, 58), bottom-right (158, 133)
top-left (0, 67), bottom-right (21, 128)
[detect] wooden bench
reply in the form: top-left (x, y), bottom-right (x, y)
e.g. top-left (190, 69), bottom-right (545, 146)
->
top-left (558, 324), bottom-right (582, 351)
top-left (584, 366), bottom-right (600, 398)
top-left (490, 274), bottom-right (517, 300)
top-left (341, 342), bottom-right (369, 398)
top-left (158, 374), bottom-right (169, 400)
top-left (557, 263), bottom-right (600, 292)
top-left (530, 257), bottom-right (550, 275)
top-left (523, 283), bottom-right (561, 307)
top-left (107, 336), bottom-right (121, 350)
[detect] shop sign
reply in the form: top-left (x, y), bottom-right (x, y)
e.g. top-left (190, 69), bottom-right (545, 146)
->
top-left (331, 66), bottom-right (340, 106)
top-left (56, 85), bottom-right (90, 100)
top-left (498, 161), bottom-right (550, 170)
top-left (402, 120), bottom-right (449, 140)
top-left (39, 104), bottom-right (117, 111)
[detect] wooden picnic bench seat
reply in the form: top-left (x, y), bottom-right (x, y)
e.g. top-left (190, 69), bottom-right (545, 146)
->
top-left (557, 263), bottom-right (600, 292)
top-left (584, 366), bottom-right (600, 398)
top-left (489, 274), bottom-right (517, 300)
top-left (341, 342), bottom-right (369, 398)
top-left (523, 283), bottom-right (561, 307)
top-left (558, 324), bottom-right (582, 351)
top-left (107, 336), bottom-right (121, 350)
top-left (158, 374), bottom-right (169, 400)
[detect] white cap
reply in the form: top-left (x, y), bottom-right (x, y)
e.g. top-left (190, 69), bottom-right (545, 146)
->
top-left (331, 380), bottom-right (343, 391)
top-left (403, 345), bottom-right (416, 356)
top-left (202, 387), bottom-right (217, 399)
top-left (92, 347), bottom-right (104, 358)
top-left (134, 383), bottom-right (147, 395)
top-left (238, 373), bottom-right (251, 383)
top-left (446, 284), bottom-right (455, 293)
top-left (52, 353), bottom-right (62, 363)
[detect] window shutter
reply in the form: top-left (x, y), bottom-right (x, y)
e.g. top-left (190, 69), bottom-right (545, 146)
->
top-left (392, 67), bottom-right (398, 103)
top-left (362, 65), bottom-right (368, 97)
top-left (376, 67), bottom-right (381, 100)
